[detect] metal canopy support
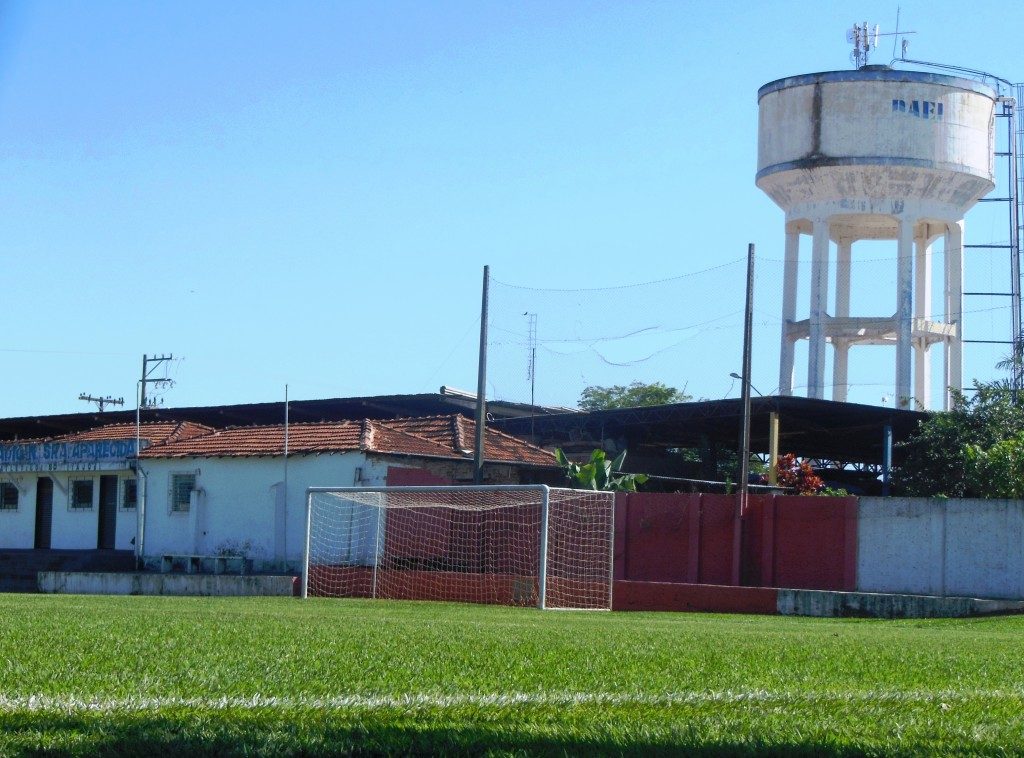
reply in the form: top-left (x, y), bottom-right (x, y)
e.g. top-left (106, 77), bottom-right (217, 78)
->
top-left (882, 424), bottom-right (893, 496)
top-left (768, 412), bottom-right (780, 486)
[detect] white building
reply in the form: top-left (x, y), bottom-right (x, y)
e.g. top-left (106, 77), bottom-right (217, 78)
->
top-left (0, 422), bottom-right (212, 553)
top-left (135, 415), bottom-right (555, 571)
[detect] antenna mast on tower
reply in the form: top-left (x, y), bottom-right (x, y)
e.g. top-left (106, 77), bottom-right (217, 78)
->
top-left (140, 354), bottom-right (176, 408)
top-left (847, 20), bottom-right (914, 69)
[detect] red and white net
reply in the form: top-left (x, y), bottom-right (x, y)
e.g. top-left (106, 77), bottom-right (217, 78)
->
top-left (304, 486), bottom-right (613, 610)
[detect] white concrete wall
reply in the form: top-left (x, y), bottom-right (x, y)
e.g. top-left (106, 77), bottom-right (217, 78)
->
top-left (945, 499), bottom-right (1024, 599)
top-left (115, 480), bottom-right (138, 551)
top-left (0, 472), bottom-right (137, 551)
top-left (51, 473), bottom-right (137, 551)
top-left (858, 497), bottom-right (1024, 600)
top-left (39, 571), bottom-right (295, 596)
top-left (139, 453), bottom-right (391, 571)
top-left (51, 474), bottom-right (99, 549)
top-left (0, 475), bottom-right (36, 549)
top-left (857, 497), bottom-right (946, 595)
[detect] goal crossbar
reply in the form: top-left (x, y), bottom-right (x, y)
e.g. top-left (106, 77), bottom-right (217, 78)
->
top-left (303, 485), bottom-right (614, 610)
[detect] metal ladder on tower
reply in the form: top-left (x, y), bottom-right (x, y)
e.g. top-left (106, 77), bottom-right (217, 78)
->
top-left (962, 86), bottom-right (1022, 395)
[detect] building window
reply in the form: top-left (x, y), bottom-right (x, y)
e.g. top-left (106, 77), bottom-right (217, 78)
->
top-left (169, 473), bottom-right (195, 513)
top-left (122, 478), bottom-right (138, 510)
top-left (0, 483), bottom-right (17, 511)
top-left (71, 479), bottom-right (94, 509)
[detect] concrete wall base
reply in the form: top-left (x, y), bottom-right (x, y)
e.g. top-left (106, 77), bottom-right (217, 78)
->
top-left (38, 572), bottom-right (296, 597)
top-left (612, 580), bottom-right (779, 614)
top-left (778, 588), bottom-right (1024, 618)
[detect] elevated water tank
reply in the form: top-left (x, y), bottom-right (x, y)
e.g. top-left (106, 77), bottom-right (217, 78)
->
top-left (756, 67), bottom-right (996, 409)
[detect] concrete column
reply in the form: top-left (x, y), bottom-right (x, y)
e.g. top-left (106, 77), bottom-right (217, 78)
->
top-left (944, 221), bottom-right (964, 408)
top-left (896, 218), bottom-right (914, 408)
top-left (914, 232), bottom-right (932, 409)
top-left (833, 238), bottom-right (852, 402)
top-left (779, 224), bottom-right (800, 396)
top-left (808, 219), bottom-right (830, 399)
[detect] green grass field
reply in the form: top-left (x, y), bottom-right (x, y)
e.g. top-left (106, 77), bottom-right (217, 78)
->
top-left (1, 594), bottom-right (1022, 756)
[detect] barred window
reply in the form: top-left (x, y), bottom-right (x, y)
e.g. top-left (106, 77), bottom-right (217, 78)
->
top-left (0, 483), bottom-right (17, 511)
top-left (122, 478), bottom-right (138, 510)
top-left (170, 474), bottom-right (195, 513)
top-left (71, 479), bottom-right (94, 509)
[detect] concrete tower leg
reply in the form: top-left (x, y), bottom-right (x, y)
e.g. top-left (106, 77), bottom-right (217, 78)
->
top-left (779, 224), bottom-right (800, 396)
top-left (808, 219), bottom-right (830, 399)
top-left (914, 231), bottom-right (932, 409)
top-left (896, 218), bottom-right (914, 408)
top-left (943, 220), bottom-right (965, 408)
top-left (833, 237), bottom-right (852, 402)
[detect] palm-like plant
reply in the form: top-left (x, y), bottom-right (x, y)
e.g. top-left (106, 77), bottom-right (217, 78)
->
top-left (554, 448), bottom-right (648, 492)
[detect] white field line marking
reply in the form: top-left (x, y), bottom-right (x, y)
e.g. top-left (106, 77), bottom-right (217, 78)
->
top-left (0, 689), bottom-right (1021, 714)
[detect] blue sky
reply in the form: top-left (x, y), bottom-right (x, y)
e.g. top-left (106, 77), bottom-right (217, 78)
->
top-left (1, 0), bottom-right (1022, 417)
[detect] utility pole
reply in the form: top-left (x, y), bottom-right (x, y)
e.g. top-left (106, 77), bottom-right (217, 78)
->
top-left (140, 354), bottom-right (176, 408)
top-left (474, 266), bottom-right (490, 485)
top-left (78, 393), bottom-right (124, 412)
top-left (734, 243), bottom-right (755, 586)
top-left (525, 312), bottom-right (537, 438)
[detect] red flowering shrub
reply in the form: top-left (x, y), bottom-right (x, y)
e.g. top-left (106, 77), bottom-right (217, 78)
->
top-left (776, 453), bottom-right (824, 495)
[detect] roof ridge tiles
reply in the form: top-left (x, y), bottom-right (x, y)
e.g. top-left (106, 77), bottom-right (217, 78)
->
top-left (452, 415), bottom-right (468, 453)
top-left (373, 420), bottom-right (467, 457)
top-left (359, 419), bottom-right (374, 450)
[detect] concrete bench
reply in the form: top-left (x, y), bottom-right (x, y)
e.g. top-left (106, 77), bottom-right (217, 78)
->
top-left (160, 554), bottom-right (250, 575)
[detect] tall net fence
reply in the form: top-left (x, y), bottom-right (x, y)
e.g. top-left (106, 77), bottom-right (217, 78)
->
top-left (304, 486), bottom-right (614, 610)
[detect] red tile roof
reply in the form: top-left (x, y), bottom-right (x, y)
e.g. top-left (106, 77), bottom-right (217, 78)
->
top-left (137, 415), bottom-right (554, 466)
top-left (51, 421), bottom-right (215, 446)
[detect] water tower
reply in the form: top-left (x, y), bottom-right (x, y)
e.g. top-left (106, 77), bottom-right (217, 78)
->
top-left (756, 65), bottom-right (996, 409)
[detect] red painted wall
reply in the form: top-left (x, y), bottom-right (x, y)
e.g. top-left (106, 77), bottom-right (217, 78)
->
top-left (614, 492), bottom-right (696, 582)
top-left (614, 492), bottom-right (857, 592)
top-left (696, 495), bottom-right (737, 585)
top-left (767, 496), bottom-right (857, 591)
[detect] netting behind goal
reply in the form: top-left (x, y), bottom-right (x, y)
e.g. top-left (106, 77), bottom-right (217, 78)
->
top-left (303, 486), bottom-right (614, 610)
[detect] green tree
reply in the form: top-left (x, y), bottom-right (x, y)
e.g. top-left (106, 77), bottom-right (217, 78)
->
top-left (579, 381), bottom-right (690, 411)
top-left (894, 382), bottom-right (1024, 497)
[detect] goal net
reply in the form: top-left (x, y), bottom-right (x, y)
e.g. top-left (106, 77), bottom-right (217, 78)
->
top-left (302, 485), bottom-right (614, 610)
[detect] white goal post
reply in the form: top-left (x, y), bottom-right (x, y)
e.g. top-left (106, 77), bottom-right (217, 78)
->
top-left (302, 485), bottom-right (615, 610)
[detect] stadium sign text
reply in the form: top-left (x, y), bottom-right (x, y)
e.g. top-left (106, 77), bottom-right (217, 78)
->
top-left (0, 440), bottom-right (137, 473)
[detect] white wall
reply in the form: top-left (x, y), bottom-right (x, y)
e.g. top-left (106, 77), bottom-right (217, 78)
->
top-left (857, 497), bottom-right (946, 595)
top-left (139, 453), bottom-right (391, 571)
top-left (944, 499), bottom-right (1024, 599)
top-left (0, 472), bottom-right (137, 551)
top-left (0, 475), bottom-right (37, 549)
top-left (858, 497), bottom-right (1024, 600)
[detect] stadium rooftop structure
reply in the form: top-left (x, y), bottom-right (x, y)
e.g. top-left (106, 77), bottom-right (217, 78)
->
top-left (495, 396), bottom-right (929, 472)
top-left (0, 387), bottom-right (573, 442)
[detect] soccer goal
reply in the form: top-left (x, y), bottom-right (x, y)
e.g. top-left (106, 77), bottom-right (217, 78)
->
top-left (302, 485), bottom-right (615, 610)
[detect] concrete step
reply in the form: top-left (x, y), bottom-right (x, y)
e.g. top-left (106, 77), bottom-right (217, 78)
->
top-left (0, 550), bottom-right (135, 593)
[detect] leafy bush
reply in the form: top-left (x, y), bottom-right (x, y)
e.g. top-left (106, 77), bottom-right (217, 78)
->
top-left (895, 382), bottom-right (1024, 498)
top-left (554, 448), bottom-right (648, 492)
